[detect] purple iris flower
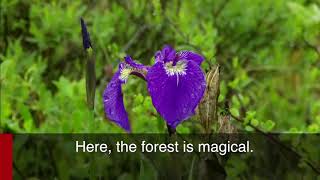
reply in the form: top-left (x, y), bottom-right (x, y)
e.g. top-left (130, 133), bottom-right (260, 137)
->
top-left (103, 45), bottom-right (206, 132)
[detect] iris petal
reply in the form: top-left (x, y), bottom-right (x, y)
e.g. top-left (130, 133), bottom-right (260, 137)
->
top-left (176, 51), bottom-right (204, 65)
top-left (103, 71), bottom-right (131, 132)
top-left (125, 56), bottom-right (145, 69)
top-left (103, 56), bottom-right (147, 132)
top-left (147, 60), bottom-right (206, 129)
top-left (155, 45), bottom-right (176, 63)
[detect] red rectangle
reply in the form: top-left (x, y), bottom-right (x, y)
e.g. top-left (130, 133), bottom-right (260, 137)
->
top-left (0, 134), bottom-right (12, 180)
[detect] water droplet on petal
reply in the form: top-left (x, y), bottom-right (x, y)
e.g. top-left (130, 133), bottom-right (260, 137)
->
top-left (111, 83), bottom-right (117, 88)
top-left (108, 108), bottom-right (114, 115)
top-left (182, 108), bottom-right (187, 114)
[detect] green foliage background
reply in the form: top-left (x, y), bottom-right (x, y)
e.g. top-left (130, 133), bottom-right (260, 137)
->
top-left (1, 0), bottom-right (320, 133)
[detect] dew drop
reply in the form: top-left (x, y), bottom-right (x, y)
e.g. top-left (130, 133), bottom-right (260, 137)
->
top-left (104, 96), bottom-right (110, 102)
top-left (111, 83), bottom-right (117, 88)
top-left (182, 108), bottom-right (187, 114)
top-left (108, 108), bottom-right (114, 115)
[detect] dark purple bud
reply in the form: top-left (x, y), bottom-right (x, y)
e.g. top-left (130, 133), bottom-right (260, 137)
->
top-left (80, 18), bottom-right (92, 50)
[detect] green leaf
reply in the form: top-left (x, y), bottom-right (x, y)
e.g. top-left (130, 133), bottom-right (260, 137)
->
top-left (262, 120), bottom-right (275, 132)
top-left (19, 104), bottom-right (34, 131)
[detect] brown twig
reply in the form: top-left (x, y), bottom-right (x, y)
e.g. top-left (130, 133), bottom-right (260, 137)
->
top-left (228, 110), bottom-right (320, 174)
top-left (122, 24), bottom-right (149, 53)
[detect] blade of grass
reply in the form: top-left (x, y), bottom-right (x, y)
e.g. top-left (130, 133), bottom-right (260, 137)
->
top-left (188, 155), bottom-right (197, 180)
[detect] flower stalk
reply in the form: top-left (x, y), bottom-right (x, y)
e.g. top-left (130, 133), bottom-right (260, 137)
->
top-left (80, 18), bottom-right (96, 110)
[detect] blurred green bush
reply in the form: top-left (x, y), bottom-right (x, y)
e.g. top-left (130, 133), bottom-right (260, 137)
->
top-left (1, 0), bottom-right (320, 133)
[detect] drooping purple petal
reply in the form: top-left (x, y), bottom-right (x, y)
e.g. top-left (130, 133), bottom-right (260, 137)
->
top-left (103, 71), bottom-right (131, 132)
top-left (176, 51), bottom-right (204, 65)
top-left (155, 45), bottom-right (176, 63)
top-left (103, 56), bottom-right (148, 132)
top-left (124, 56), bottom-right (145, 69)
top-left (147, 60), bottom-right (206, 129)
